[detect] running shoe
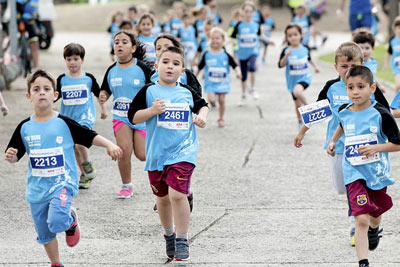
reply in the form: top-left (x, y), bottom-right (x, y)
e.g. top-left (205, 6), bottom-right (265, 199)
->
top-left (359, 263), bottom-right (369, 267)
top-left (322, 36), bottom-right (328, 46)
top-left (78, 174), bottom-right (91, 189)
top-left (217, 118), bottom-right (225, 128)
top-left (175, 238), bottom-right (190, 261)
top-left (250, 89), bottom-right (259, 100)
top-left (82, 161), bottom-right (96, 180)
top-left (65, 208), bottom-right (80, 247)
top-left (350, 227), bottom-right (355, 247)
top-left (117, 185), bottom-right (133, 199)
top-left (164, 233), bottom-right (176, 259)
top-left (153, 203), bottom-right (158, 213)
top-left (50, 263), bottom-right (64, 267)
top-left (238, 94), bottom-right (247, 106)
top-left (368, 227), bottom-right (383, 251)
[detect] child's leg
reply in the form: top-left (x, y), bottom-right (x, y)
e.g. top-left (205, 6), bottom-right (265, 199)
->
top-left (292, 84), bottom-right (307, 106)
top-left (207, 92), bottom-right (216, 107)
top-left (0, 92), bottom-right (8, 116)
top-left (239, 59), bottom-right (249, 95)
top-left (294, 99), bottom-right (303, 123)
top-left (355, 214), bottom-right (370, 261)
top-left (157, 195), bottom-right (174, 230)
top-left (169, 187), bottom-right (190, 235)
top-left (115, 124), bottom-right (134, 184)
top-left (369, 215), bottom-right (381, 229)
top-left (74, 145), bottom-right (85, 175)
top-left (249, 55), bottom-right (257, 90)
top-left (133, 130), bottom-right (146, 162)
top-left (218, 94), bottom-right (225, 119)
top-left (395, 74), bottom-right (400, 92)
top-left (44, 239), bottom-right (61, 265)
top-left (262, 44), bottom-right (267, 61)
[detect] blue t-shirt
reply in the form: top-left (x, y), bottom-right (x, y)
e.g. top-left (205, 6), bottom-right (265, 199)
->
top-left (263, 17), bottom-right (275, 38)
top-left (230, 21), bottom-right (261, 60)
top-left (279, 45), bottom-right (312, 93)
top-left (138, 34), bottom-right (158, 63)
top-left (178, 26), bottom-right (198, 56)
top-left (349, 0), bottom-right (371, 15)
top-left (388, 36), bottom-right (400, 75)
top-left (162, 22), bottom-right (171, 34)
top-left (17, 0), bottom-right (38, 21)
top-left (152, 22), bottom-right (162, 36)
top-left (252, 10), bottom-right (264, 25)
top-left (198, 50), bottom-right (237, 93)
top-left (170, 17), bottom-right (183, 37)
top-left (56, 72), bottom-right (100, 129)
top-left (390, 90), bottom-right (400, 110)
top-left (128, 82), bottom-right (208, 171)
top-left (101, 60), bottom-right (151, 130)
top-left (197, 35), bottom-right (209, 55)
top-left (6, 113), bottom-right (97, 203)
top-left (292, 15), bottom-right (310, 45)
top-left (194, 19), bottom-right (205, 40)
top-left (364, 58), bottom-right (378, 82)
top-left (339, 101), bottom-right (400, 189)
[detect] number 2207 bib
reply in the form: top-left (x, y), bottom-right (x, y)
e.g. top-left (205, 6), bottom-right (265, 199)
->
top-left (62, 84), bottom-right (89, 105)
top-left (29, 147), bottom-right (65, 177)
top-left (157, 103), bottom-right (190, 130)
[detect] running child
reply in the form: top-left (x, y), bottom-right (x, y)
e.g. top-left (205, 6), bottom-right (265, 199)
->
top-left (193, 6), bottom-right (209, 42)
top-left (227, 7), bottom-right (242, 62)
top-left (383, 16), bottom-right (400, 93)
top-left (196, 27), bottom-right (242, 127)
top-left (177, 13), bottom-right (198, 70)
top-left (161, 9), bottom-right (174, 34)
top-left (307, 0), bottom-right (328, 49)
top-left (294, 42), bottom-right (389, 246)
top-left (279, 23), bottom-right (319, 127)
top-left (150, 11), bottom-right (162, 36)
top-left (230, 1), bottom-right (274, 105)
top-left (192, 20), bottom-right (215, 67)
top-left (127, 5), bottom-right (138, 26)
top-left (327, 66), bottom-right (400, 267)
top-left (292, 5), bottom-right (311, 46)
top-left (107, 11), bottom-right (124, 61)
top-left (128, 45), bottom-right (209, 261)
top-left (260, 4), bottom-right (275, 63)
top-left (0, 91), bottom-right (8, 116)
top-left (137, 13), bottom-right (158, 64)
top-left (170, 1), bottom-right (185, 37)
top-left (5, 70), bottom-right (122, 267)
top-left (56, 43), bottom-right (107, 189)
top-left (99, 31), bottom-right (152, 199)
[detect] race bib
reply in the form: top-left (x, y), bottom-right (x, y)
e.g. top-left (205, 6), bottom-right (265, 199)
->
top-left (157, 102), bottom-right (190, 130)
top-left (240, 33), bottom-right (257, 48)
top-left (29, 147), bottom-right (65, 177)
top-left (61, 84), bottom-right (89, 105)
top-left (112, 97), bottom-right (131, 117)
top-left (298, 99), bottom-right (332, 128)
top-left (183, 41), bottom-right (196, 52)
top-left (289, 58), bottom-right (308, 75)
top-left (208, 67), bottom-right (228, 83)
top-left (145, 42), bottom-right (156, 60)
top-left (345, 133), bottom-right (380, 166)
top-left (394, 56), bottom-right (400, 68)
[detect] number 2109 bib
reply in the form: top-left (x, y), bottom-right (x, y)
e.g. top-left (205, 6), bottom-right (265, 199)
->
top-left (29, 147), bottom-right (65, 177)
top-left (157, 103), bottom-right (190, 130)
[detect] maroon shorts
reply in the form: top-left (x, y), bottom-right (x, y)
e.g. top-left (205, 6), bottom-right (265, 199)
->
top-left (148, 162), bottom-right (194, 197)
top-left (346, 179), bottom-right (393, 218)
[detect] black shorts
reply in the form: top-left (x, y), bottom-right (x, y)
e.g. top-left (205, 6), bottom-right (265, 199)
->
top-left (291, 82), bottom-right (309, 100)
top-left (25, 20), bottom-right (40, 41)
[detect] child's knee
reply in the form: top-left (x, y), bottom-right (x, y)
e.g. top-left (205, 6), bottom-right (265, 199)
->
top-left (355, 215), bottom-right (369, 229)
top-left (134, 149), bottom-right (145, 161)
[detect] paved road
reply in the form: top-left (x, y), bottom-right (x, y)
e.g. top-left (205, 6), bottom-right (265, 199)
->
top-left (0, 32), bottom-right (400, 267)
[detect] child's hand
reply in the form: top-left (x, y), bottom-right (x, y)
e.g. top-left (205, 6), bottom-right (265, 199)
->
top-left (151, 98), bottom-right (165, 115)
top-left (101, 110), bottom-right (108, 120)
top-left (1, 105), bottom-right (8, 116)
top-left (327, 142), bottom-right (336, 156)
top-left (99, 91), bottom-right (108, 104)
top-left (5, 148), bottom-right (18, 163)
top-left (236, 72), bottom-right (242, 80)
top-left (294, 133), bottom-right (304, 148)
top-left (358, 144), bottom-right (380, 158)
top-left (192, 114), bottom-right (207, 128)
top-left (286, 49), bottom-right (291, 56)
top-left (268, 40), bottom-right (275, 46)
top-left (315, 67), bottom-right (320, 74)
top-left (106, 143), bottom-right (123, 161)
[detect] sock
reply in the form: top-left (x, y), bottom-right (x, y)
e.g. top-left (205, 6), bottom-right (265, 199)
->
top-left (164, 226), bottom-right (175, 236)
top-left (359, 259), bottom-right (369, 266)
top-left (122, 183), bottom-right (132, 189)
top-left (369, 226), bottom-right (379, 232)
top-left (176, 233), bottom-right (188, 240)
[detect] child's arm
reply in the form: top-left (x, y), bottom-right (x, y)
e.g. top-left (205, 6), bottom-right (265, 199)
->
top-left (294, 125), bottom-right (311, 148)
top-left (5, 121), bottom-right (27, 162)
top-left (259, 35), bottom-right (275, 46)
top-left (279, 49), bottom-right (290, 68)
top-left (327, 126), bottom-right (344, 156)
top-left (99, 90), bottom-right (110, 104)
top-left (99, 71), bottom-right (112, 104)
top-left (375, 80), bottom-right (386, 93)
top-left (234, 66), bottom-right (242, 80)
top-left (100, 102), bottom-right (108, 119)
top-left (92, 135), bottom-right (122, 161)
top-left (382, 52), bottom-right (391, 72)
top-left (0, 92), bottom-right (8, 116)
top-left (196, 53), bottom-right (206, 76)
top-left (88, 73), bottom-right (108, 119)
top-left (132, 98), bottom-right (165, 124)
top-left (309, 59), bottom-right (320, 73)
top-left (5, 148), bottom-right (18, 163)
top-left (358, 142), bottom-right (400, 158)
top-left (192, 106), bottom-right (208, 128)
top-left (227, 53), bottom-right (242, 79)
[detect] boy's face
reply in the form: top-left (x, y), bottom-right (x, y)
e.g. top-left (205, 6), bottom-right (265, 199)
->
top-left (128, 10), bottom-right (136, 21)
top-left (358, 42), bottom-right (373, 60)
top-left (261, 6), bottom-right (270, 17)
top-left (156, 51), bottom-right (185, 84)
top-left (65, 55), bottom-right (83, 74)
top-left (155, 38), bottom-right (174, 59)
top-left (295, 6), bottom-right (305, 16)
top-left (26, 77), bottom-right (58, 108)
top-left (394, 25), bottom-right (400, 36)
top-left (335, 56), bottom-right (363, 80)
top-left (346, 75), bottom-right (376, 107)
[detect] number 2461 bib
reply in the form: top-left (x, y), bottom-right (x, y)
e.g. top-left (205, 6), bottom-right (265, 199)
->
top-left (345, 133), bottom-right (380, 166)
top-left (29, 147), bottom-right (65, 177)
top-left (157, 103), bottom-right (190, 130)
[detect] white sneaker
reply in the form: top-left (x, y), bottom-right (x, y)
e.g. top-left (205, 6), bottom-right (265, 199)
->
top-left (250, 89), bottom-right (259, 100)
top-left (238, 94), bottom-right (247, 106)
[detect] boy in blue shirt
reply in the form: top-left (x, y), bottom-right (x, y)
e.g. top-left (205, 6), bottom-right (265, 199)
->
top-left (327, 66), bottom-right (400, 267)
top-left (128, 46), bottom-right (208, 261)
top-left (5, 70), bottom-right (122, 267)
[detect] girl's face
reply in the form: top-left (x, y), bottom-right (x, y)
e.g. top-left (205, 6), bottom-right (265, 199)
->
top-left (115, 13), bottom-right (123, 24)
top-left (286, 27), bottom-right (301, 46)
top-left (210, 31), bottom-right (224, 50)
top-left (114, 33), bottom-right (136, 60)
top-left (395, 25), bottom-right (400, 37)
top-left (183, 17), bottom-right (191, 27)
top-left (243, 6), bottom-right (254, 21)
top-left (155, 38), bottom-right (174, 58)
top-left (139, 18), bottom-right (154, 36)
top-left (358, 42), bottom-right (373, 60)
top-left (200, 9), bottom-right (207, 20)
top-left (261, 7), bottom-right (270, 17)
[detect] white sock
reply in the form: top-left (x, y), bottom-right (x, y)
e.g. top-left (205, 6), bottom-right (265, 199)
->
top-left (122, 183), bottom-right (132, 189)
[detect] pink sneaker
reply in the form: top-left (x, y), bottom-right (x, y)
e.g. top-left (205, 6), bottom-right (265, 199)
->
top-left (65, 208), bottom-right (80, 247)
top-left (117, 185), bottom-right (133, 199)
top-left (217, 118), bottom-right (225, 128)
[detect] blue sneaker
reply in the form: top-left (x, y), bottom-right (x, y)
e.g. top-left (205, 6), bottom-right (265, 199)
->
top-left (175, 238), bottom-right (190, 261)
top-left (164, 233), bottom-right (176, 259)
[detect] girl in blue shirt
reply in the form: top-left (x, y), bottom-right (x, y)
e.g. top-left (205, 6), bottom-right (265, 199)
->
top-left (383, 18), bottom-right (400, 93)
top-left (261, 4), bottom-right (275, 63)
top-left (193, 6), bottom-right (208, 42)
top-left (279, 23), bottom-right (319, 126)
top-left (292, 5), bottom-right (311, 46)
top-left (99, 31), bottom-right (152, 199)
top-left (177, 13), bottom-right (198, 70)
top-left (107, 11), bottom-right (123, 62)
top-left (137, 14), bottom-right (158, 64)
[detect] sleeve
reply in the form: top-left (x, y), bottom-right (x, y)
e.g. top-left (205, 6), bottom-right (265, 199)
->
top-left (227, 53), bottom-right (237, 69)
top-left (59, 115), bottom-right (98, 148)
top-left (198, 52), bottom-right (206, 70)
top-left (197, 44), bottom-right (202, 53)
top-left (137, 60), bottom-right (153, 83)
top-left (305, 45), bottom-right (312, 61)
top-left (181, 84), bottom-right (208, 114)
top-left (338, 104), bottom-right (348, 129)
top-left (230, 22), bottom-right (240, 38)
top-left (55, 74), bottom-right (64, 102)
top-left (257, 24), bottom-right (262, 36)
top-left (193, 23), bottom-right (199, 38)
top-left (307, 16), bottom-right (312, 26)
top-left (100, 64), bottom-right (116, 96)
top-left (5, 119), bottom-right (29, 161)
top-left (317, 78), bottom-right (340, 102)
top-left (258, 11), bottom-right (264, 25)
top-left (185, 70), bottom-right (202, 97)
top-left (177, 29), bottom-right (181, 38)
top-left (278, 48), bottom-right (287, 68)
top-left (388, 37), bottom-right (394, 54)
top-left (374, 87), bottom-right (390, 110)
top-left (272, 20), bottom-right (276, 30)
top-left (127, 84), bottom-right (151, 124)
top-left (379, 107), bottom-right (400, 144)
top-left (87, 73), bottom-right (101, 98)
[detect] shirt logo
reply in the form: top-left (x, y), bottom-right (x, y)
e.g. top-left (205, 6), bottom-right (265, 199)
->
top-left (110, 77), bottom-right (122, 87)
top-left (346, 124), bottom-right (355, 130)
top-left (134, 79), bottom-right (140, 85)
top-left (177, 176), bottom-right (187, 181)
top-left (370, 126), bottom-right (378, 133)
top-left (56, 136), bottom-right (63, 144)
top-left (356, 194), bottom-right (368, 206)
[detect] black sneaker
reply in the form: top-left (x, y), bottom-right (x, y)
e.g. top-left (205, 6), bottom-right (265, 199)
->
top-left (368, 227), bottom-right (383, 251)
top-left (188, 193), bottom-right (193, 213)
top-left (359, 264), bottom-right (369, 267)
top-left (164, 233), bottom-right (176, 259)
top-left (153, 203), bottom-right (158, 213)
